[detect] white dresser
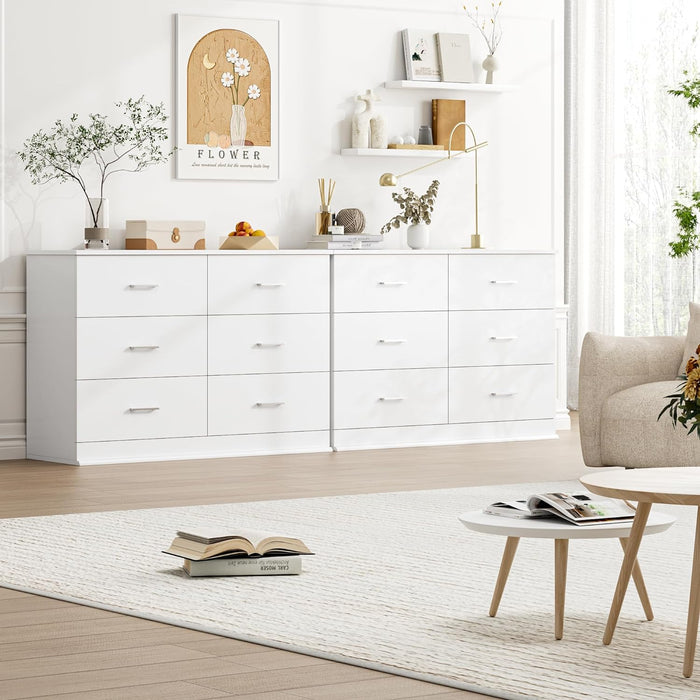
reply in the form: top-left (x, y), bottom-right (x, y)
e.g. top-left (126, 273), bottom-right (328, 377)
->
top-left (26, 250), bottom-right (555, 464)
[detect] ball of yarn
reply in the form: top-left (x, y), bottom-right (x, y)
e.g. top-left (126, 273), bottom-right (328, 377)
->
top-left (336, 208), bottom-right (366, 234)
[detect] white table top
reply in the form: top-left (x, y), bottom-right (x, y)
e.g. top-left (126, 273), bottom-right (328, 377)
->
top-left (459, 509), bottom-right (676, 539)
top-left (581, 467), bottom-right (700, 506)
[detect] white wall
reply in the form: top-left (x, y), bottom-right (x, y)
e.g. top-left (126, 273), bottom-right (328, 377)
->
top-left (0, 0), bottom-right (564, 457)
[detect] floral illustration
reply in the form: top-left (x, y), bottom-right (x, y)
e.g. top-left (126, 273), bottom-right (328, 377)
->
top-left (220, 47), bottom-right (261, 105)
top-left (463, 1), bottom-right (504, 55)
top-left (411, 38), bottom-right (426, 62)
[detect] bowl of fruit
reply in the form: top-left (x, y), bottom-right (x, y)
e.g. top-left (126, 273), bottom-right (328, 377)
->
top-left (219, 221), bottom-right (279, 250)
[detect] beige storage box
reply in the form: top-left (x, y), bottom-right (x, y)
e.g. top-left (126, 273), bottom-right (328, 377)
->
top-left (125, 220), bottom-right (206, 250)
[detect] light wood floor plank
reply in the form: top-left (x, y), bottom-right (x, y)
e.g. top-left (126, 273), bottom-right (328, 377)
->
top-left (0, 416), bottom-right (582, 699)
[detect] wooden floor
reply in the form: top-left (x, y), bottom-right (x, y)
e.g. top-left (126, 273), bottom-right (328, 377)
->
top-left (0, 417), bottom-right (591, 699)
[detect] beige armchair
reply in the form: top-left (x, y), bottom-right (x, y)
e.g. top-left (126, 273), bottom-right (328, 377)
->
top-left (579, 332), bottom-right (700, 468)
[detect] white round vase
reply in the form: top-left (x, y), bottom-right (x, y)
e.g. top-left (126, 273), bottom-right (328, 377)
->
top-left (406, 223), bottom-right (429, 250)
top-left (482, 53), bottom-right (499, 84)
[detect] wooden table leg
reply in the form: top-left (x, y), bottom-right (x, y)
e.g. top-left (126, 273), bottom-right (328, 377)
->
top-left (604, 501), bottom-right (651, 645)
top-left (683, 506), bottom-right (700, 678)
top-left (619, 537), bottom-right (653, 621)
top-left (554, 539), bottom-right (568, 640)
top-left (489, 536), bottom-right (519, 617)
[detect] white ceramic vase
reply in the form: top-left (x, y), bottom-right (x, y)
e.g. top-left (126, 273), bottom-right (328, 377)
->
top-left (230, 104), bottom-right (247, 146)
top-left (482, 53), bottom-right (498, 84)
top-left (406, 222), bottom-right (429, 250)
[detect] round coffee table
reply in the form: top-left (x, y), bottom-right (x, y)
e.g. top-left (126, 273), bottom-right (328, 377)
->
top-left (581, 466), bottom-right (700, 677)
top-left (459, 509), bottom-right (675, 640)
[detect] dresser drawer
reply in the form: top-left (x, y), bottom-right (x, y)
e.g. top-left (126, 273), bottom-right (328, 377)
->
top-left (334, 368), bottom-right (448, 429)
top-left (76, 256), bottom-right (207, 317)
top-left (334, 255), bottom-right (448, 312)
top-left (449, 310), bottom-right (554, 367)
top-left (449, 365), bottom-right (554, 423)
top-left (208, 255), bottom-right (329, 315)
top-left (449, 255), bottom-right (553, 310)
top-left (334, 312), bottom-right (447, 370)
top-left (76, 316), bottom-right (207, 379)
top-left (209, 314), bottom-right (329, 374)
top-left (76, 377), bottom-right (207, 442)
top-left (208, 373), bottom-right (329, 435)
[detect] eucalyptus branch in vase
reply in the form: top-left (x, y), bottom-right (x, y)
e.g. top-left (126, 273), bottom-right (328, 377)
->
top-left (380, 180), bottom-right (440, 237)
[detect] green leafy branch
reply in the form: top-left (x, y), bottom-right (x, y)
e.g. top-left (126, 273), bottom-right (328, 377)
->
top-left (17, 97), bottom-right (174, 227)
top-left (380, 180), bottom-right (440, 235)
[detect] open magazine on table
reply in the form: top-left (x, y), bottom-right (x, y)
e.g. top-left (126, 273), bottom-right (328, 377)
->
top-left (483, 492), bottom-right (636, 526)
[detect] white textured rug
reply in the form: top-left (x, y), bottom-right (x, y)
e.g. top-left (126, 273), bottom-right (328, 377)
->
top-left (1, 480), bottom-right (699, 699)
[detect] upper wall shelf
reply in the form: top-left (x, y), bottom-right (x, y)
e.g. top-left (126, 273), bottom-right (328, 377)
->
top-left (383, 80), bottom-right (514, 93)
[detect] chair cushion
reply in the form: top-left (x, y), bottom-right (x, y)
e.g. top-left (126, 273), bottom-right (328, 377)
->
top-left (601, 380), bottom-right (700, 468)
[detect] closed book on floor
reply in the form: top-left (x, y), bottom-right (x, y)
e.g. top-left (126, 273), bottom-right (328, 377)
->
top-left (183, 555), bottom-right (303, 577)
top-left (431, 99), bottom-right (466, 151)
top-left (436, 33), bottom-right (474, 83)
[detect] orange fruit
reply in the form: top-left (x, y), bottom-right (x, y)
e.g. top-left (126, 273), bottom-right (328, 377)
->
top-left (235, 221), bottom-right (252, 232)
top-left (251, 229), bottom-right (266, 237)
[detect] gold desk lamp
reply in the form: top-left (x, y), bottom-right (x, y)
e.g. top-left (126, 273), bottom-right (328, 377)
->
top-left (379, 122), bottom-right (487, 249)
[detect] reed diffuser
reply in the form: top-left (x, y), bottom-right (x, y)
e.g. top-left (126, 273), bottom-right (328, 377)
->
top-left (315, 177), bottom-right (336, 235)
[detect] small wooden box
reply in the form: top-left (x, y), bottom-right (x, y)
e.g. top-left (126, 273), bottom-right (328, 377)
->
top-left (219, 235), bottom-right (280, 251)
top-left (125, 220), bottom-right (206, 250)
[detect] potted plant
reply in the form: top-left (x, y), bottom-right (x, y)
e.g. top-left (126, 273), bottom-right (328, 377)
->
top-left (380, 180), bottom-right (440, 249)
top-left (667, 72), bottom-right (700, 260)
top-left (18, 96), bottom-right (174, 247)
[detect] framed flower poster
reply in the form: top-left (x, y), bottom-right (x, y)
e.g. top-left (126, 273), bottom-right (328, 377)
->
top-left (176, 15), bottom-right (279, 180)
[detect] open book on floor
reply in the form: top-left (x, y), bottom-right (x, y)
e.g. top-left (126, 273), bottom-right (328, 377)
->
top-left (483, 492), bottom-right (636, 526)
top-left (164, 527), bottom-right (313, 561)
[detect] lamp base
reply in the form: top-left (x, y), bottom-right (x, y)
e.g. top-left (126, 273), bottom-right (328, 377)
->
top-left (468, 234), bottom-right (483, 249)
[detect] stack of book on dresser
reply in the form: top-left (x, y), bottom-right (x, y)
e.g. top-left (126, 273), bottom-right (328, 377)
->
top-left (163, 528), bottom-right (313, 577)
top-left (306, 234), bottom-right (384, 250)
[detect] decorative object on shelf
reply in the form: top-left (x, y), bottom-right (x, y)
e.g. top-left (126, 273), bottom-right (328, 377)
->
top-left (336, 208), bottom-right (366, 234)
top-left (463, 1), bottom-right (504, 84)
top-left (404, 134), bottom-right (417, 145)
top-left (417, 125), bottom-right (434, 145)
top-left (351, 89), bottom-right (387, 149)
top-left (401, 29), bottom-right (440, 82)
top-left (388, 144), bottom-right (444, 151)
top-left (436, 33), bottom-right (474, 83)
top-left (315, 178), bottom-right (336, 235)
top-left (176, 15), bottom-right (279, 180)
top-left (666, 72), bottom-right (700, 259)
top-left (380, 180), bottom-right (440, 250)
top-left (389, 135), bottom-right (404, 145)
top-left (432, 99), bottom-right (466, 151)
top-left (125, 220), bottom-right (206, 250)
top-left (18, 97), bottom-right (174, 250)
top-left (378, 122), bottom-right (487, 249)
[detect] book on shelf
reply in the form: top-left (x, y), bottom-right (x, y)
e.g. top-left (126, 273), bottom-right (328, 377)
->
top-left (401, 29), bottom-right (440, 81)
top-left (183, 555), bottom-right (303, 577)
top-left (164, 527), bottom-right (313, 561)
top-left (306, 240), bottom-right (384, 250)
top-left (483, 492), bottom-right (637, 526)
top-left (314, 234), bottom-right (383, 242)
top-left (432, 99), bottom-right (466, 151)
top-left (436, 33), bottom-right (474, 83)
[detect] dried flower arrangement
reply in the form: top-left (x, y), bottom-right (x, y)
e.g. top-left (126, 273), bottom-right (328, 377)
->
top-left (659, 345), bottom-right (700, 437)
top-left (380, 180), bottom-right (440, 234)
top-left (463, 1), bottom-right (504, 56)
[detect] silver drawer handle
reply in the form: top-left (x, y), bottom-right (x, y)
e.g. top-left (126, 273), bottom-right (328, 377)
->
top-left (378, 281), bottom-right (407, 287)
top-left (255, 401), bottom-right (285, 407)
top-left (489, 280), bottom-right (518, 285)
top-left (489, 336), bottom-right (518, 342)
top-left (254, 342), bottom-right (285, 348)
top-left (128, 345), bottom-right (160, 351)
top-left (490, 392), bottom-right (518, 397)
top-left (128, 407), bottom-right (160, 413)
top-left (379, 396), bottom-right (404, 402)
top-left (255, 282), bottom-right (286, 288)
top-left (378, 338), bottom-right (407, 344)
top-left (127, 284), bottom-right (159, 290)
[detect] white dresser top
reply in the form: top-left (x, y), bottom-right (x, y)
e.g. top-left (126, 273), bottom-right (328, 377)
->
top-left (27, 249), bottom-right (555, 256)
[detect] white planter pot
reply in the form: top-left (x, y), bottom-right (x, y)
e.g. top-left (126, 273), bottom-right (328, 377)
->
top-left (406, 223), bottom-right (430, 250)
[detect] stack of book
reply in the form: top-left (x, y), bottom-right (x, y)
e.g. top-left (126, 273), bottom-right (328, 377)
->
top-left (163, 528), bottom-right (313, 577)
top-left (306, 234), bottom-right (384, 250)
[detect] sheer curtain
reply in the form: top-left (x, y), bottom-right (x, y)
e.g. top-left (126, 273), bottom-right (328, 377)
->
top-left (566, 0), bottom-right (700, 408)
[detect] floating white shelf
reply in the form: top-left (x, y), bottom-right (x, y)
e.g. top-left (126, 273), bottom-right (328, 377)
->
top-left (383, 80), bottom-right (514, 93)
top-left (341, 148), bottom-right (451, 158)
